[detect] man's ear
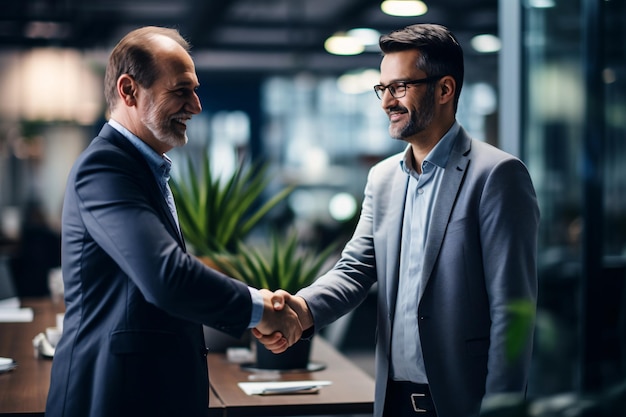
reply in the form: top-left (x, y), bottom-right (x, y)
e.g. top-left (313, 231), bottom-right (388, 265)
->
top-left (439, 76), bottom-right (455, 104)
top-left (117, 74), bottom-right (137, 107)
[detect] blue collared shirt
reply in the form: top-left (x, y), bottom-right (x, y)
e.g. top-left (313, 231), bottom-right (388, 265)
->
top-left (390, 121), bottom-right (460, 383)
top-left (107, 120), bottom-right (264, 328)
top-left (108, 120), bottom-right (179, 230)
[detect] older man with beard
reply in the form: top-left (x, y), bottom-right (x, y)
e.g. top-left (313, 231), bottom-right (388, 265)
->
top-left (45, 26), bottom-right (302, 417)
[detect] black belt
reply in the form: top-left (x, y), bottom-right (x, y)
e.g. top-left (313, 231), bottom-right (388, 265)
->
top-left (384, 380), bottom-right (437, 416)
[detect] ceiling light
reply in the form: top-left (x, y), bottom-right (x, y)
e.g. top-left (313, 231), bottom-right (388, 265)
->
top-left (380, 0), bottom-right (428, 17)
top-left (470, 34), bottom-right (501, 53)
top-left (347, 28), bottom-right (381, 46)
top-left (324, 33), bottom-right (365, 56)
top-left (527, 0), bottom-right (555, 8)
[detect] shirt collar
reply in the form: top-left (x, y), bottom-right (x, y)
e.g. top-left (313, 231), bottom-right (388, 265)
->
top-left (108, 119), bottom-right (172, 183)
top-left (400, 121), bottom-right (460, 174)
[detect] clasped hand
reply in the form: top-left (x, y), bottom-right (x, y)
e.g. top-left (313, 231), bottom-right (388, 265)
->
top-left (253, 289), bottom-right (313, 354)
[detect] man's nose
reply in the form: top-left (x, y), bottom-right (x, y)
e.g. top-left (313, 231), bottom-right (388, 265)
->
top-left (380, 88), bottom-right (397, 108)
top-left (187, 92), bottom-right (202, 114)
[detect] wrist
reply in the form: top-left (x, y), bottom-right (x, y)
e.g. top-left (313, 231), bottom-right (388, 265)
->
top-left (295, 296), bottom-right (314, 330)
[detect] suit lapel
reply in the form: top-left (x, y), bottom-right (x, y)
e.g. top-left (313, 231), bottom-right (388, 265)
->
top-left (98, 124), bottom-right (186, 249)
top-left (418, 129), bottom-right (471, 301)
top-left (385, 166), bottom-right (409, 318)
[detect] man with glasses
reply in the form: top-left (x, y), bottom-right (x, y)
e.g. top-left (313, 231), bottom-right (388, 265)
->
top-left (257, 23), bottom-right (539, 417)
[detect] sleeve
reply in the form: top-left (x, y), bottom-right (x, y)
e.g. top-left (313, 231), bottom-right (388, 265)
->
top-left (70, 145), bottom-right (253, 334)
top-left (247, 287), bottom-right (264, 328)
top-left (479, 157), bottom-right (540, 394)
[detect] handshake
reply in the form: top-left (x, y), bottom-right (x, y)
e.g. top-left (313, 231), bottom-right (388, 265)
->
top-left (253, 289), bottom-right (313, 354)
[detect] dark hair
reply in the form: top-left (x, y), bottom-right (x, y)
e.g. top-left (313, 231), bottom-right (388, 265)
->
top-left (379, 24), bottom-right (464, 111)
top-left (104, 26), bottom-right (190, 111)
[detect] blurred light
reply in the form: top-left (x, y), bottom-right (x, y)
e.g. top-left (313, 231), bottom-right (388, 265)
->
top-left (380, 0), bottom-right (428, 17)
top-left (329, 192), bottom-right (357, 222)
top-left (337, 69), bottom-right (381, 95)
top-left (602, 68), bottom-right (617, 84)
top-left (530, 64), bottom-right (583, 122)
top-left (0, 48), bottom-right (103, 124)
top-left (324, 33), bottom-right (365, 55)
top-left (1, 206), bottom-right (21, 240)
top-left (289, 190), bottom-right (319, 219)
top-left (347, 28), bottom-right (381, 46)
top-left (24, 21), bottom-right (70, 39)
top-left (527, 0), bottom-right (555, 8)
top-left (470, 82), bottom-right (497, 116)
top-left (470, 34), bottom-right (501, 53)
top-left (211, 110), bottom-right (250, 147)
top-left (304, 147), bottom-right (330, 178)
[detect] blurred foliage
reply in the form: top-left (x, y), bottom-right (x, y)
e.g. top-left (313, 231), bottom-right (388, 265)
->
top-left (170, 150), bottom-right (293, 256)
top-left (480, 381), bottom-right (626, 416)
top-left (506, 299), bottom-right (537, 362)
top-left (208, 230), bottom-right (337, 293)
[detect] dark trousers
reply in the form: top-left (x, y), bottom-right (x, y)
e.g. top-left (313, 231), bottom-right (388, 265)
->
top-left (383, 380), bottom-right (437, 417)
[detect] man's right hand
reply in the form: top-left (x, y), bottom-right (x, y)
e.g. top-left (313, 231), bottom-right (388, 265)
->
top-left (254, 289), bottom-right (303, 351)
top-left (252, 289), bottom-right (313, 354)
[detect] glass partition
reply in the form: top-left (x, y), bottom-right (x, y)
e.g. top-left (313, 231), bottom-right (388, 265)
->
top-left (522, 0), bottom-right (626, 395)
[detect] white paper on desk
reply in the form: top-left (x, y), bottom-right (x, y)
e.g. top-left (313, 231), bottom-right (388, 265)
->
top-left (0, 357), bottom-right (17, 373)
top-left (238, 380), bottom-right (332, 396)
top-left (0, 296), bottom-right (20, 309)
top-left (0, 307), bottom-right (34, 322)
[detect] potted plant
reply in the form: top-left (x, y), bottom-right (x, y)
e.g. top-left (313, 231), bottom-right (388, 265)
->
top-left (170, 150), bottom-right (293, 351)
top-left (170, 150), bottom-right (293, 257)
top-left (210, 230), bottom-right (338, 370)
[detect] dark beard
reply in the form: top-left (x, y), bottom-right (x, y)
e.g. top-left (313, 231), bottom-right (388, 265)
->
top-left (392, 87), bottom-right (436, 140)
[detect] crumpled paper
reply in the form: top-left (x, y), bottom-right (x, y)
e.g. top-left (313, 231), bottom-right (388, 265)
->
top-left (32, 332), bottom-right (55, 359)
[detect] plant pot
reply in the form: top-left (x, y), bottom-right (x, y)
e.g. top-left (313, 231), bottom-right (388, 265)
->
top-left (254, 337), bottom-right (312, 370)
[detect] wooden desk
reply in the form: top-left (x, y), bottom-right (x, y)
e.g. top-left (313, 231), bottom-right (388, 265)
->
top-left (0, 298), bottom-right (59, 415)
top-left (0, 299), bottom-right (374, 416)
top-left (207, 337), bottom-right (375, 416)
top-left (0, 298), bottom-right (226, 416)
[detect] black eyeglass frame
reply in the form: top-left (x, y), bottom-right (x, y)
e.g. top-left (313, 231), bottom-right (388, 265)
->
top-left (373, 75), bottom-right (444, 100)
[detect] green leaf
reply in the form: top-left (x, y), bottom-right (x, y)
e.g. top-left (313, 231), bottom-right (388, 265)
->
top-left (505, 299), bottom-right (536, 362)
top-left (212, 229), bottom-right (338, 293)
top-left (170, 150), bottom-right (293, 257)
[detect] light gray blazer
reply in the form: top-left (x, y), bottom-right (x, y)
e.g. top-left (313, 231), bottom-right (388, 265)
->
top-left (297, 126), bottom-right (539, 417)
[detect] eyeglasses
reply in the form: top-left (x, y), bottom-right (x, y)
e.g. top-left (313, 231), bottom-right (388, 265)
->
top-left (373, 76), bottom-right (443, 100)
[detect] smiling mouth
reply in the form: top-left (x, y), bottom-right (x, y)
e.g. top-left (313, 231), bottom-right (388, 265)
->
top-left (387, 105), bottom-right (407, 119)
top-left (172, 116), bottom-right (191, 128)
top-left (388, 111), bottom-right (406, 122)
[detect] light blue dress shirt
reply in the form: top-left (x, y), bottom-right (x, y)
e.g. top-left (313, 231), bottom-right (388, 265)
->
top-left (390, 121), bottom-right (460, 383)
top-left (107, 120), bottom-right (264, 328)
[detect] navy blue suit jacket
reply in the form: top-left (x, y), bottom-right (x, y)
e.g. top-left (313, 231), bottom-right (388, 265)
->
top-left (46, 124), bottom-right (253, 417)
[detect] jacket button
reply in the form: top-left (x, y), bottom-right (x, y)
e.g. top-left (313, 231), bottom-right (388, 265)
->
top-left (201, 347), bottom-right (209, 357)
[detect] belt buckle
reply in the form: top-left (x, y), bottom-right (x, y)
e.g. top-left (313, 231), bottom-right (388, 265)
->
top-left (410, 393), bottom-right (427, 413)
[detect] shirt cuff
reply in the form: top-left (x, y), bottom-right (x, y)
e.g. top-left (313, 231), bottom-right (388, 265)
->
top-left (248, 287), bottom-right (264, 328)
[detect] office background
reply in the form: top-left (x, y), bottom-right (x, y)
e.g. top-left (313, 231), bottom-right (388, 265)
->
top-left (0, 0), bottom-right (624, 403)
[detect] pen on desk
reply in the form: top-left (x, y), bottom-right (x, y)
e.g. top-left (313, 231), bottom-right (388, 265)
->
top-left (260, 385), bottom-right (322, 395)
